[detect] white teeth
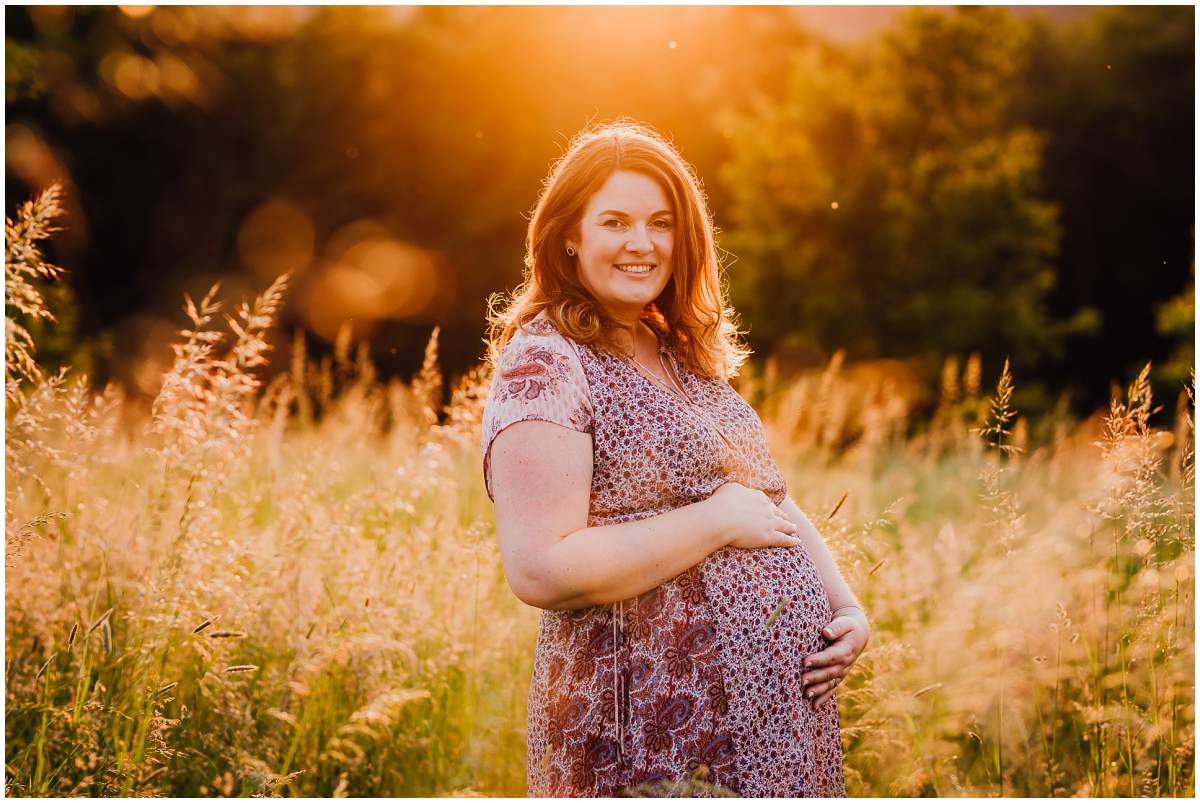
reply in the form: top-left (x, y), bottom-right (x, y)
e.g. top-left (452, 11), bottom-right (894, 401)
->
top-left (615, 264), bottom-right (654, 273)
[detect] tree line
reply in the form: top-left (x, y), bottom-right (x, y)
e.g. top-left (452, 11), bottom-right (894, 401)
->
top-left (5, 5), bottom-right (1193, 418)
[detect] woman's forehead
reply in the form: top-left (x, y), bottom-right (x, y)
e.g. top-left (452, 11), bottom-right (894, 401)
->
top-left (586, 170), bottom-right (673, 215)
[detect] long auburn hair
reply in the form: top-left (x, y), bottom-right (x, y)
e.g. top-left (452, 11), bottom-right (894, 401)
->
top-left (485, 119), bottom-right (750, 381)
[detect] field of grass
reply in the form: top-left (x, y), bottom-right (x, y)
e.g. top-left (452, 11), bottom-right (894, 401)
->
top-left (4, 191), bottom-right (1194, 796)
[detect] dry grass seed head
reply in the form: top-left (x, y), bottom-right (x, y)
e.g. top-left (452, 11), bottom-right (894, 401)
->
top-left (5, 183), bottom-right (67, 399)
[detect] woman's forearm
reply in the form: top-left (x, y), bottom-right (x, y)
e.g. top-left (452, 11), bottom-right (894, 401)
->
top-left (779, 495), bottom-right (862, 613)
top-left (529, 500), bottom-right (731, 611)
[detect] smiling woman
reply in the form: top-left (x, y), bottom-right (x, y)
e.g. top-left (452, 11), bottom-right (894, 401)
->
top-left (481, 120), bottom-right (868, 796)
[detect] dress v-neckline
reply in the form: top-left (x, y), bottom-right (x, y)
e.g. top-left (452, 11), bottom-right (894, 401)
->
top-left (625, 323), bottom-right (694, 406)
top-left (619, 328), bottom-right (740, 453)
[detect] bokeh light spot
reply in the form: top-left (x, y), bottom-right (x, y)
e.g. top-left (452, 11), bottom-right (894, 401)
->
top-left (237, 198), bottom-right (316, 280)
top-left (343, 239), bottom-right (438, 320)
top-left (151, 7), bottom-right (198, 44)
top-left (155, 53), bottom-right (201, 101)
top-left (302, 263), bottom-right (381, 344)
top-left (301, 221), bottom-right (443, 343)
top-left (99, 50), bottom-right (160, 100)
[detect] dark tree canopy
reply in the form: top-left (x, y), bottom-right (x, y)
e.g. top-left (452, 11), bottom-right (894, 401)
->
top-left (4, 5), bottom-right (1193, 417)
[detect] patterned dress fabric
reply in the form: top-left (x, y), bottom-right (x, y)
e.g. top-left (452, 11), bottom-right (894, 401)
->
top-left (481, 311), bottom-right (845, 797)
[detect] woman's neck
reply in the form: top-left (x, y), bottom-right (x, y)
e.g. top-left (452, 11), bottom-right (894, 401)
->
top-left (612, 318), bottom-right (659, 361)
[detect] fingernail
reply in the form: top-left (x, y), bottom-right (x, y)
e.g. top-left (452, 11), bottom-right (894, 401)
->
top-left (823, 629), bottom-right (833, 637)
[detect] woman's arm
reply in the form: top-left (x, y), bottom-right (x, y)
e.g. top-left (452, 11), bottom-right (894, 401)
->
top-left (778, 495), bottom-right (862, 612)
top-left (530, 500), bottom-right (743, 610)
top-left (491, 420), bottom-right (729, 609)
top-left (490, 420), bottom-right (800, 610)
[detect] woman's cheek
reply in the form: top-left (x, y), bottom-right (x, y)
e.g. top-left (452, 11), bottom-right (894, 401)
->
top-left (659, 239), bottom-right (674, 264)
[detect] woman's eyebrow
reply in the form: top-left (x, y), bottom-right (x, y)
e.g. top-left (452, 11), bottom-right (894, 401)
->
top-left (596, 209), bottom-right (674, 218)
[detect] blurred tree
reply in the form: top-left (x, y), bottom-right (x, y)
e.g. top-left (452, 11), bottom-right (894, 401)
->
top-left (4, 5), bottom-right (1190, 415)
top-left (5, 38), bottom-right (45, 103)
top-left (5, 5), bottom-right (813, 390)
top-left (720, 6), bottom-right (1088, 389)
top-left (1018, 6), bottom-right (1194, 402)
top-left (1155, 258), bottom-right (1194, 392)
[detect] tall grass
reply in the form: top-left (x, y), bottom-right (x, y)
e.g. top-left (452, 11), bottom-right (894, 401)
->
top-left (5, 190), bottom-right (1194, 796)
top-left (751, 350), bottom-right (1194, 796)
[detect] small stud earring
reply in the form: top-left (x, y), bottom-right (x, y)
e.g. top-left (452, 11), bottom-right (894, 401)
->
top-left (566, 246), bottom-right (576, 257)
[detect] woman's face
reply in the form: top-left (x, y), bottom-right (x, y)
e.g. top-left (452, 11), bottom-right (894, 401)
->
top-left (568, 169), bottom-right (675, 325)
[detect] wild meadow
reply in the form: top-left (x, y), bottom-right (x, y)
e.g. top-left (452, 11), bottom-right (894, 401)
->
top-left (5, 188), bottom-right (1194, 796)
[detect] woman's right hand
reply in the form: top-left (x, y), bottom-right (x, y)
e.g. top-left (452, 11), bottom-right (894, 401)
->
top-left (706, 481), bottom-right (800, 549)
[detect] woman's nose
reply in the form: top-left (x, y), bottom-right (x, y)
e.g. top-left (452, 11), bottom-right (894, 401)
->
top-left (625, 226), bottom-right (654, 253)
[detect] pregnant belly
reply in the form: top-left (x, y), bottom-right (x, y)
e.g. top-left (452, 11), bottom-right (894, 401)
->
top-left (698, 543), bottom-right (833, 669)
top-left (692, 543), bottom-right (836, 771)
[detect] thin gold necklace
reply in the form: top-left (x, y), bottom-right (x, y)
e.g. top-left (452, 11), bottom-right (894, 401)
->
top-left (625, 325), bottom-right (691, 402)
top-left (629, 350), bottom-right (690, 400)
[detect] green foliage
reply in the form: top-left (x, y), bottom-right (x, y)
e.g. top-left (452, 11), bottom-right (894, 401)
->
top-left (721, 7), bottom-right (1067, 369)
top-left (4, 6), bottom-right (1190, 416)
top-left (1016, 6), bottom-right (1193, 395)
top-left (5, 38), bottom-right (45, 103)
top-left (1154, 262), bottom-right (1194, 391)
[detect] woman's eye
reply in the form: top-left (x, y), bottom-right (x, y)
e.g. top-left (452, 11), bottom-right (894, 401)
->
top-left (601, 219), bottom-right (670, 230)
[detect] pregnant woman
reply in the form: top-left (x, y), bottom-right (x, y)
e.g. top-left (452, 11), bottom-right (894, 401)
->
top-left (481, 120), bottom-right (869, 796)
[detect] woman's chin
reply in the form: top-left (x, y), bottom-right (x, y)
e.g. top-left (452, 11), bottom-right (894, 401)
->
top-left (619, 296), bottom-right (659, 313)
top-left (612, 285), bottom-right (666, 307)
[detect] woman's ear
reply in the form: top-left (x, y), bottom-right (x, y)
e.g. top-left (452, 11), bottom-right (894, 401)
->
top-left (563, 222), bottom-right (581, 255)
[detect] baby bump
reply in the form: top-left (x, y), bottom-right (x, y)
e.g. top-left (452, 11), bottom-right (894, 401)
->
top-left (691, 542), bottom-right (836, 764)
top-left (698, 543), bottom-right (833, 671)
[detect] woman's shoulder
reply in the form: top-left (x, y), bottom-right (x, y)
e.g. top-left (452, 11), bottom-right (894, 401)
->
top-left (527, 309), bottom-right (585, 338)
top-left (502, 311), bottom-right (584, 360)
top-left (484, 310), bottom-right (594, 444)
top-left (494, 311), bottom-right (590, 387)
top-left (517, 310), bottom-right (566, 339)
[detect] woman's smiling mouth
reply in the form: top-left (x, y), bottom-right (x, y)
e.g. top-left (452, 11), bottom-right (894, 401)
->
top-left (614, 263), bottom-right (656, 274)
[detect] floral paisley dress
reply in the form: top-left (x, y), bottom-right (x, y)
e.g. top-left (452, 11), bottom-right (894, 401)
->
top-left (481, 311), bottom-right (845, 797)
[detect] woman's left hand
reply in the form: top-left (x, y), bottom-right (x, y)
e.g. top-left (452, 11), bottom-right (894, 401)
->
top-left (801, 608), bottom-right (870, 709)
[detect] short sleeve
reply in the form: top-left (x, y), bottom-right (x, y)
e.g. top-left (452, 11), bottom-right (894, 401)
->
top-left (481, 322), bottom-right (594, 503)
